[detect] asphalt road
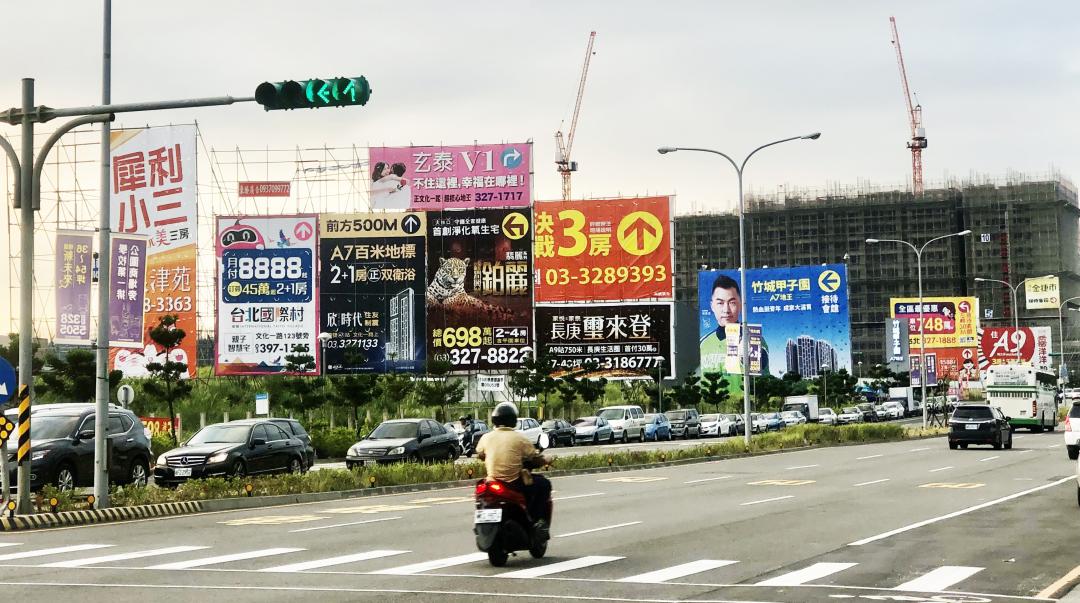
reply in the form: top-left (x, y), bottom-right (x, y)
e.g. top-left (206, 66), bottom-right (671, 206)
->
top-left (0, 429), bottom-right (1073, 602)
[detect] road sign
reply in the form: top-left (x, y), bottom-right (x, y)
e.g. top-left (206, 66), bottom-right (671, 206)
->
top-left (818, 269), bottom-right (841, 293)
top-left (501, 212), bottom-right (529, 240)
top-left (117, 384), bottom-right (134, 408)
top-left (0, 357), bottom-right (15, 404)
top-left (255, 392), bottom-right (269, 416)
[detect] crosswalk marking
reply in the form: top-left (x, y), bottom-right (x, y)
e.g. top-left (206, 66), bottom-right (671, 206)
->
top-left (498, 555), bottom-right (623, 578)
top-left (372, 552), bottom-right (488, 575)
top-left (146, 547), bottom-right (304, 570)
top-left (755, 562), bottom-right (858, 586)
top-left (0, 544), bottom-right (111, 561)
top-left (258, 549), bottom-right (408, 573)
top-left (41, 546), bottom-right (210, 568)
top-left (617, 559), bottom-right (737, 583)
top-left (894, 566), bottom-right (983, 592)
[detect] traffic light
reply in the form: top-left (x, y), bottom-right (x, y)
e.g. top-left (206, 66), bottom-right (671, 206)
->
top-left (255, 76), bottom-right (371, 111)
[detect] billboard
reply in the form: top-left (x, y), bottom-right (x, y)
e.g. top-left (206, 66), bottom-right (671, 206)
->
top-left (215, 215), bottom-right (319, 375)
top-left (368, 143), bottom-right (532, 211)
top-left (426, 209), bottom-right (532, 371)
top-left (533, 197), bottom-right (673, 303)
top-left (698, 265), bottom-right (852, 392)
top-left (54, 231), bottom-right (94, 345)
top-left (889, 296), bottom-right (979, 349)
top-left (319, 212), bottom-right (427, 373)
top-left (1025, 276), bottom-right (1060, 310)
top-left (109, 125), bottom-right (198, 377)
top-left (884, 318), bottom-right (910, 374)
top-left (978, 326), bottom-right (1053, 372)
top-left (536, 303), bottom-right (672, 379)
top-left (108, 235), bottom-right (148, 348)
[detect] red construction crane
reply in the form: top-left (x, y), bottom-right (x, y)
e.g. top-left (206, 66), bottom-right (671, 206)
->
top-left (890, 16), bottom-right (927, 195)
top-left (555, 31), bottom-right (597, 200)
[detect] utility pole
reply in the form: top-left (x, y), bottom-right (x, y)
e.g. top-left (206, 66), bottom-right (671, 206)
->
top-left (93, 0), bottom-right (113, 508)
top-left (16, 78), bottom-right (33, 511)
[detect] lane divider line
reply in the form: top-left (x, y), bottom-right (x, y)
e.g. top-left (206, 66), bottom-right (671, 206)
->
top-left (978, 456), bottom-right (1000, 462)
top-left (853, 478), bottom-right (890, 487)
top-left (856, 454), bottom-right (883, 460)
top-left (928, 466), bottom-right (952, 472)
top-left (740, 496), bottom-right (794, 506)
top-left (785, 464), bottom-right (819, 470)
top-left (555, 521), bottom-right (641, 538)
top-left (289, 516), bottom-right (401, 533)
top-left (684, 476), bottom-right (732, 484)
top-left (552, 493), bottom-right (604, 502)
top-left (909, 447), bottom-right (931, 452)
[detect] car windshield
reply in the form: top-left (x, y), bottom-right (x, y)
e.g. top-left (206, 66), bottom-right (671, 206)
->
top-left (953, 406), bottom-right (993, 419)
top-left (188, 424), bottom-right (251, 445)
top-left (1069, 403), bottom-right (1080, 419)
top-left (643, 414), bottom-right (658, 421)
top-left (29, 414), bottom-right (80, 439)
top-left (597, 409), bottom-right (625, 420)
top-left (574, 418), bottom-right (597, 426)
top-left (665, 411), bottom-right (687, 420)
top-left (821, 409), bottom-right (834, 414)
top-left (369, 422), bottom-right (419, 439)
top-left (541, 420), bottom-right (558, 429)
top-left (724, 414), bottom-right (738, 421)
top-left (700, 414), bottom-right (719, 422)
top-left (843, 407), bottom-right (859, 414)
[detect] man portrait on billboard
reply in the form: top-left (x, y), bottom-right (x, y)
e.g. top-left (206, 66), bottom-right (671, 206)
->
top-left (699, 274), bottom-right (769, 376)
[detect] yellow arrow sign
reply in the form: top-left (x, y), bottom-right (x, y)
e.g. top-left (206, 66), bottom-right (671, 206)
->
top-left (818, 269), bottom-right (841, 293)
top-left (502, 212), bottom-right (529, 240)
top-left (616, 212), bottom-right (664, 256)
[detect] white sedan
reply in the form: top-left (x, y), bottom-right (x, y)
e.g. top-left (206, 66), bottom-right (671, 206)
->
top-left (699, 414), bottom-right (734, 437)
top-left (819, 408), bottom-right (837, 425)
top-left (779, 411), bottom-right (806, 427)
top-left (837, 407), bottom-right (863, 425)
top-left (515, 417), bottom-right (549, 449)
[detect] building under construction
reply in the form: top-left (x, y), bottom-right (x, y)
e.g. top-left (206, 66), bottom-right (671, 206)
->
top-left (672, 175), bottom-right (1080, 377)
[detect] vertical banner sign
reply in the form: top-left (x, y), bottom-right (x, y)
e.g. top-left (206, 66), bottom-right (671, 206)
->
top-left (108, 235), bottom-right (148, 348)
top-left (978, 326), bottom-right (1053, 371)
top-left (109, 125), bottom-right (198, 377)
top-left (1024, 276), bottom-right (1060, 310)
top-left (535, 304), bottom-right (672, 379)
top-left (368, 143), bottom-right (532, 211)
top-left (54, 230), bottom-right (94, 345)
top-left (890, 296), bottom-right (979, 381)
top-left (215, 215), bottom-right (319, 375)
top-left (427, 209), bottom-right (533, 371)
top-left (885, 318), bottom-right (910, 374)
top-left (319, 212), bottom-right (427, 373)
top-left (723, 323), bottom-right (763, 377)
top-left (533, 197), bottom-right (674, 302)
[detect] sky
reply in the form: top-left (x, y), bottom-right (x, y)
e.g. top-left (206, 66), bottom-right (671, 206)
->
top-left (1, 0), bottom-right (1079, 333)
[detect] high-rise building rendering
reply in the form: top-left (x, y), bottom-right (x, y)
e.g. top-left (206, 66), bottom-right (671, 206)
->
top-left (784, 335), bottom-right (838, 378)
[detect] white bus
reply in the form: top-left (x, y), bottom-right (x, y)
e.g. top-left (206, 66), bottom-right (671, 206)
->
top-left (983, 364), bottom-right (1058, 432)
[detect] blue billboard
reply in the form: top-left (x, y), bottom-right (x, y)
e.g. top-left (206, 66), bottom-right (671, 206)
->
top-left (698, 264), bottom-right (852, 385)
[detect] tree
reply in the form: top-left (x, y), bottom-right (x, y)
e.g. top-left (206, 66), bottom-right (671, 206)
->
top-left (0, 333), bottom-right (44, 376)
top-left (333, 374), bottom-right (378, 435)
top-left (38, 349), bottom-right (122, 402)
top-left (508, 354), bottom-right (557, 413)
top-left (752, 374), bottom-right (789, 410)
top-left (700, 371), bottom-right (731, 413)
top-left (375, 372), bottom-right (415, 418)
top-left (669, 373), bottom-right (703, 410)
top-left (414, 360), bottom-right (466, 416)
top-left (142, 315), bottom-right (190, 446)
top-left (284, 344), bottom-right (316, 373)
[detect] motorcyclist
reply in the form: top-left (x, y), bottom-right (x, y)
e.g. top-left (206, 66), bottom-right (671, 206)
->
top-left (476, 402), bottom-right (552, 536)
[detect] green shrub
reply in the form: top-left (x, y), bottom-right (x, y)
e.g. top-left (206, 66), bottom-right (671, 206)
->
top-left (310, 427), bottom-right (359, 459)
top-left (151, 433), bottom-right (177, 457)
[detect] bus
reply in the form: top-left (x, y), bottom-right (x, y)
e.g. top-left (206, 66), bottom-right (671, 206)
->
top-left (983, 364), bottom-right (1058, 432)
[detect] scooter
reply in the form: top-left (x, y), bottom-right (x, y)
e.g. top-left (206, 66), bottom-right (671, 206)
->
top-left (473, 479), bottom-right (549, 566)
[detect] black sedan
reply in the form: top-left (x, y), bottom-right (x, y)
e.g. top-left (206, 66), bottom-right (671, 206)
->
top-left (541, 419), bottom-right (576, 447)
top-left (948, 404), bottom-right (1013, 450)
top-left (153, 420), bottom-right (307, 486)
top-left (346, 419), bottom-right (460, 467)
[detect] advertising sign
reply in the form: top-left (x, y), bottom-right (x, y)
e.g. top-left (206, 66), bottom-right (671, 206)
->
top-left (889, 296), bottom-right (979, 349)
top-left (978, 326), bottom-right (1053, 372)
top-left (239, 181), bottom-right (291, 197)
top-left (54, 230), bottom-right (94, 345)
top-left (723, 323), bottom-right (763, 377)
top-left (533, 197), bottom-right (673, 303)
top-left (140, 416), bottom-right (181, 438)
top-left (698, 265), bottom-right (851, 393)
top-left (215, 215), bottom-right (319, 375)
top-left (910, 353), bottom-right (938, 387)
top-left (426, 209), bottom-right (532, 371)
top-left (108, 235), bottom-right (148, 348)
top-left (109, 125), bottom-right (198, 377)
top-left (319, 212), bottom-right (427, 373)
top-left (536, 303), bottom-right (672, 379)
top-left (1025, 276), bottom-right (1060, 310)
top-left (884, 318), bottom-right (910, 374)
top-left (368, 143), bottom-right (532, 211)
top-left (478, 375), bottom-right (507, 392)
top-left (911, 348), bottom-right (981, 383)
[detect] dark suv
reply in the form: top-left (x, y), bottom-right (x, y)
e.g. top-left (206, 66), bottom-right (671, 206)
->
top-left (949, 404), bottom-right (1013, 450)
top-left (5, 403), bottom-right (152, 491)
top-left (269, 418), bottom-right (315, 470)
top-left (665, 409), bottom-right (702, 439)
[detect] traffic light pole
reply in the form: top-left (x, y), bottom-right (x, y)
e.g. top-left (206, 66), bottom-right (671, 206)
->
top-left (17, 79), bottom-right (34, 511)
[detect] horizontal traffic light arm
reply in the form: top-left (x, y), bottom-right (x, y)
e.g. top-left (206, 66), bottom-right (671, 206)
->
top-left (2, 95), bottom-right (255, 125)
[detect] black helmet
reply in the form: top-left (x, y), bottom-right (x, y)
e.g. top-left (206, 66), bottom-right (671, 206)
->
top-left (490, 402), bottom-right (518, 428)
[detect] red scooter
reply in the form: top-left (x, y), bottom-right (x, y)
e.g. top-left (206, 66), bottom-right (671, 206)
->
top-left (473, 479), bottom-right (549, 566)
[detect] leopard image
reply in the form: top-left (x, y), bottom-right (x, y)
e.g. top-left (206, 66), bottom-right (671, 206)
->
top-left (426, 257), bottom-right (515, 320)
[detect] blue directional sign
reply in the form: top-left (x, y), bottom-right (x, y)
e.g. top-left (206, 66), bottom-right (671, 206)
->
top-left (0, 357), bottom-right (16, 404)
top-left (501, 147), bottom-right (524, 169)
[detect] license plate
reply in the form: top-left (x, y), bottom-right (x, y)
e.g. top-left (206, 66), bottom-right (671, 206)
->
top-left (965, 424), bottom-right (978, 430)
top-left (174, 467), bottom-right (192, 477)
top-left (474, 508), bottom-right (502, 524)
top-left (364, 460), bottom-right (376, 466)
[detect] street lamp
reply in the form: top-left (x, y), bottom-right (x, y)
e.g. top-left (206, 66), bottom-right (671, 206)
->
top-left (974, 274), bottom-right (1054, 359)
top-left (317, 332), bottom-right (332, 375)
top-left (821, 364), bottom-right (829, 408)
top-left (659, 132), bottom-right (821, 446)
top-left (655, 355), bottom-right (666, 413)
top-left (865, 229), bottom-right (972, 428)
top-left (1058, 297), bottom-right (1080, 385)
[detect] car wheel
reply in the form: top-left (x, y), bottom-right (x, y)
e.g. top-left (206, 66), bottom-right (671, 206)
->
top-left (1069, 446), bottom-right (1079, 460)
top-left (608, 432), bottom-right (615, 445)
top-left (993, 434), bottom-right (1002, 450)
top-left (593, 434), bottom-right (599, 445)
top-left (54, 463), bottom-right (76, 491)
top-left (666, 430), bottom-right (672, 441)
top-left (548, 435), bottom-right (557, 449)
top-left (959, 443), bottom-right (968, 450)
top-left (230, 460), bottom-right (247, 478)
top-left (488, 548), bottom-right (509, 567)
top-left (129, 458), bottom-right (149, 487)
top-left (289, 457), bottom-right (303, 474)
top-left (621, 431), bottom-right (628, 444)
top-left (949, 441), bottom-right (957, 450)
top-left (1033, 426), bottom-right (1045, 433)
top-left (1004, 434), bottom-right (1013, 450)
top-left (529, 537), bottom-right (548, 559)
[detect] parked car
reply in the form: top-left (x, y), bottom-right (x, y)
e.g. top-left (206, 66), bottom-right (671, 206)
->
top-left (873, 404), bottom-right (889, 421)
top-left (515, 417), bottom-right (549, 449)
top-left (1064, 402), bottom-right (1080, 459)
top-left (779, 410), bottom-right (806, 427)
top-left (1065, 388), bottom-right (1080, 402)
top-left (948, 404), bottom-right (1013, 450)
top-left (761, 412), bottom-right (784, 431)
top-left (750, 413), bottom-right (769, 434)
top-left (699, 414), bottom-right (734, 437)
top-left (541, 419), bottom-right (576, 447)
top-left (269, 418), bottom-right (315, 471)
top-left (837, 407), bottom-right (863, 425)
top-left (6, 403), bottom-right (152, 491)
top-left (856, 402), bottom-right (878, 423)
top-left (643, 413), bottom-right (673, 441)
top-left (723, 413), bottom-right (746, 435)
top-left (596, 405), bottom-right (646, 443)
top-left (819, 407), bottom-right (837, 426)
top-left (345, 419), bottom-right (460, 468)
top-left (155, 419), bottom-right (306, 486)
top-left (573, 416), bottom-right (614, 444)
top-left (665, 409), bottom-right (701, 439)
top-left (881, 401), bottom-right (905, 420)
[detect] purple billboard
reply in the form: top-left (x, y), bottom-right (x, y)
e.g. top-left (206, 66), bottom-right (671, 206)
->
top-left (109, 235), bottom-right (148, 347)
top-left (54, 231), bottom-right (94, 345)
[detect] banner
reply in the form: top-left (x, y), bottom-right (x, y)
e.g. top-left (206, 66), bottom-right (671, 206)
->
top-left (533, 197), bottom-right (673, 303)
top-left (1025, 276), bottom-right (1060, 310)
top-left (889, 296), bottom-right (979, 349)
top-left (884, 318), bottom-right (910, 374)
top-left (215, 215), bottom-right (319, 375)
top-left (910, 353), bottom-right (938, 387)
top-left (108, 235), bottom-right (148, 347)
top-left (912, 347), bottom-right (980, 384)
top-left (319, 212), bottom-right (427, 373)
top-left (109, 125), bottom-right (198, 377)
top-left (140, 416), bottom-right (181, 438)
top-left (54, 230), bottom-right (94, 345)
top-left (368, 143), bottom-right (532, 211)
top-left (239, 181), bottom-right (291, 197)
top-left (426, 209), bottom-right (532, 371)
top-left (723, 323), bottom-right (763, 377)
top-left (978, 326), bottom-right (1053, 372)
top-left (478, 375), bottom-right (506, 392)
top-left (536, 303), bottom-right (672, 379)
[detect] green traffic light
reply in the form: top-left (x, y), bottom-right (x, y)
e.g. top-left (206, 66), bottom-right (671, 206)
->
top-left (256, 76), bottom-right (371, 110)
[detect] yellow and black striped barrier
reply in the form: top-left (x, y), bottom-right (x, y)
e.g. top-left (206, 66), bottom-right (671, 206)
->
top-left (16, 385), bottom-right (29, 462)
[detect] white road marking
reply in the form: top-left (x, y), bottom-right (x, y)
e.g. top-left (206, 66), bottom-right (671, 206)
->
top-left (1048, 444), bottom-right (1062, 448)
top-left (850, 476), bottom-right (1074, 546)
top-left (894, 566), bottom-right (983, 592)
top-left (289, 516), bottom-right (401, 533)
top-left (856, 454), bottom-right (883, 460)
top-left (928, 466), bottom-right (952, 472)
top-left (756, 562), bottom-right (858, 586)
top-left (552, 493), bottom-right (604, 501)
top-left (1019, 449), bottom-right (1034, 454)
top-left (978, 456), bottom-right (1000, 462)
top-left (853, 478), bottom-right (890, 487)
top-left (1013, 435), bottom-right (1025, 439)
top-left (498, 556), bottom-right (623, 578)
top-left (372, 552), bottom-right (488, 575)
top-left (740, 495), bottom-right (794, 506)
top-left (617, 559), bottom-right (737, 583)
top-left (786, 464), bottom-right (819, 470)
top-left (259, 549), bottom-right (408, 573)
top-left (0, 544), bottom-right (20, 550)
top-left (555, 521), bottom-right (641, 538)
top-left (909, 447), bottom-right (930, 452)
top-left (684, 476), bottom-right (732, 484)
top-left (41, 546), bottom-right (209, 568)
top-left (147, 547), bottom-right (304, 570)
top-left (0, 544), bottom-right (111, 561)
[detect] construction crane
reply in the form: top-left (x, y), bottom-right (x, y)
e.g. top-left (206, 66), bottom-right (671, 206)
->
top-left (889, 16), bottom-right (927, 195)
top-left (555, 31), bottom-right (597, 200)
